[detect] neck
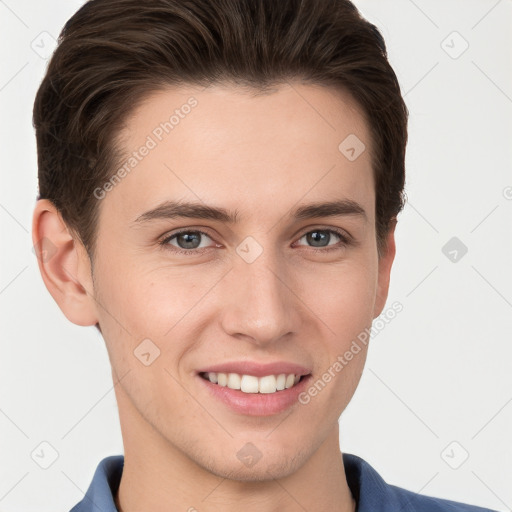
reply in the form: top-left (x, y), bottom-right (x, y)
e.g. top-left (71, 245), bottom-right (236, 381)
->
top-left (114, 385), bottom-right (356, 512)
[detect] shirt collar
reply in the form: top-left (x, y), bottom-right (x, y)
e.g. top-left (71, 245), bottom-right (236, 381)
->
top-left (70, 455), bottom-right (123, 512)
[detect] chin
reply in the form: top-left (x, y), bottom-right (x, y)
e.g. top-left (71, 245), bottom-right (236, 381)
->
top-left (201, 448), bottom-right (307, 483)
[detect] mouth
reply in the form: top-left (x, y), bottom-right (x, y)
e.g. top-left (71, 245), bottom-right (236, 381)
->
top-left (197, 370), bottom-right (313, 416)
top-left (195, 360), bottom-right (314, 416)
top-left (198, 371), bottom-right (310, 394)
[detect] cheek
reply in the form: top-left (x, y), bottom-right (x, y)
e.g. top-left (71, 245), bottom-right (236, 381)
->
top-left (93, 260), bottom-right (227, 358)
top-left (303, 259), bottom-right (378, 334)
top-left (299, 260), bottom-right (376, 398)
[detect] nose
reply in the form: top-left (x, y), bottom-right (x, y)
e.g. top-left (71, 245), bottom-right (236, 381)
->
top-left (219, 246), bottom-right (302, 347)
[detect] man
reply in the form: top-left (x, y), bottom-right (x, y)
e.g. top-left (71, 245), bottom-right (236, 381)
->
top-left (31, 0), bottom-right (498, 510)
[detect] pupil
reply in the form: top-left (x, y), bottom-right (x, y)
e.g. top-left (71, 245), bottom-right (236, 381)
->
top-left (178, 232), bottom-right (200, 249)
top-left (308, 230), bottom-right (329, 247)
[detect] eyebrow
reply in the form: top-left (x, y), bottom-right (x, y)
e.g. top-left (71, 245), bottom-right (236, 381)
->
top-left (132, 198), bottom-right (367, 225)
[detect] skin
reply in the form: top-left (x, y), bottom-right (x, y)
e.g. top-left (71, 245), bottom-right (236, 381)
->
top-left (33, 82), bottom-right (396, 512)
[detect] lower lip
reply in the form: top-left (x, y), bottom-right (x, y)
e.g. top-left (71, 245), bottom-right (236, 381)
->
top-left (197, 373), bottom-right (313, 416)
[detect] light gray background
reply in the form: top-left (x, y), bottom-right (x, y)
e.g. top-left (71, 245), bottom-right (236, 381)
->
top-left (1, 0), bottom-right (511, 510)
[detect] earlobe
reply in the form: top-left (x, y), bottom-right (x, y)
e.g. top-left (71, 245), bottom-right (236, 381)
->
top-left (373, 221), bottom-right (397, 319)
top-left (32, 199), bottom-right (99, 326)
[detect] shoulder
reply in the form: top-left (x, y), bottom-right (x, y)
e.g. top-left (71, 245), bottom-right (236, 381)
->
top-left (342, 453), bottom-right (498, 512)
top-left (69, 455), bottom-right (124, 511)
top-left (386, 481), bottom-right (498, 511)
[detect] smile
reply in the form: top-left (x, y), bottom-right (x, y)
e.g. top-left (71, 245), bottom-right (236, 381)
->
top-left (199, 371), bottom-right (307, 394)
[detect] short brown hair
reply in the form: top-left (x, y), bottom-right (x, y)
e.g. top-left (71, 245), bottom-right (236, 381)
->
top-left (33, 0), bottom-right (408, 260)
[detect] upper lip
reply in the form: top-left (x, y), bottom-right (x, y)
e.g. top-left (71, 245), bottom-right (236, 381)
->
top-left (197, 361), bottom-right (312, 378)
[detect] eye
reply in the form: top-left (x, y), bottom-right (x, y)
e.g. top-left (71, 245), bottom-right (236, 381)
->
top-left (159, 229), bottom-right (217, 255)
top-left (159, 227), bottom-right (352, 256)
top-left (294, 228), bottom-right (351, 252)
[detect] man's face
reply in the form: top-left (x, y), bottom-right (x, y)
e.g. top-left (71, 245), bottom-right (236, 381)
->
top-left (88, 82), bottom-right (393, 480)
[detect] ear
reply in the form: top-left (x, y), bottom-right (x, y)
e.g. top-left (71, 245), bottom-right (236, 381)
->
top-left (373, 220), bottom-right (397, 318)
top-left (32, 199), bottom-right (99, 326)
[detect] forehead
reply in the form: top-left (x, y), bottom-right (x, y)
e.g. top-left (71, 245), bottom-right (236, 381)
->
top-left (103, 82), bottom-right (375, 226)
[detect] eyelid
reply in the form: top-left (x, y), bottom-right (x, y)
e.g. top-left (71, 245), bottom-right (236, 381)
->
top-left (295, 225), bottom-right (352, 242)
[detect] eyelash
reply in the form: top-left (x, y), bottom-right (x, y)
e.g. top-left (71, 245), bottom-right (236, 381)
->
top-left (158, 227), bottom-right (352, 256)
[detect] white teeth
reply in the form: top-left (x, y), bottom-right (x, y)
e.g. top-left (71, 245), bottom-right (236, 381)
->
top-left (259, 375), bottom-right (277, 394)
top-left (216, 372), bottom-right (227, 386)
top-left (227, 373), bottom-right (241, 389)
top-left (241, 374), bottom-right (259, 393)
top-left (205, 372), bottom-right (304, 394)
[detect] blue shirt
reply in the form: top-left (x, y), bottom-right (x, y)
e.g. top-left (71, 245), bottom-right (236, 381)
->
top-left (69, 453), bottom-right (498, 511)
